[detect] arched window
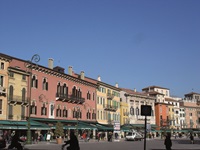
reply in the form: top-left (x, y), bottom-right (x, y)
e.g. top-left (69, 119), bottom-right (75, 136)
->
top-left (130, 106), bottom-right (134, 115)
top-left (72, 86), bottom-right (76, 96)
top-left (41, 103), bottom-right (47, 115)
top-left (136, 107), bottom-right (139, 115)
top-left (57, 83), bottom-right (61, 94)
top-left (22, 88), bottom-right (26, 102)
top-left (63, 84), bottom-right (68, 97)
top-left (42, 78), bottom-right (48, 91)
top-left (31, 75), bottom-right (38, 88)
top-left (31, 101), bottom-right (37, 115)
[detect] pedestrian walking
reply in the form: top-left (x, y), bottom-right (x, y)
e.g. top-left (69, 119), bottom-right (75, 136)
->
top-left (62, 130), bottom-right (80, 150)
top-left (190, 133), bottom-right (194, 144)
top-left (164, 133), bottom-right (172, 150)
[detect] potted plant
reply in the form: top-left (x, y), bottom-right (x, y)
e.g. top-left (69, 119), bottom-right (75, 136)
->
top-left (54, 121), bottom-right (64, 144)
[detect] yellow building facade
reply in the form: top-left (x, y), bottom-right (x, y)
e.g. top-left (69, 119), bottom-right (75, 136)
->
top-left (120, 101), bottom-right (129, 125)
top-left (8, 66), bottom-right (29, 121)
top-left (96, 78), bottom-right (120, 125)
top-left (0, 54), bottom-right (11, 120)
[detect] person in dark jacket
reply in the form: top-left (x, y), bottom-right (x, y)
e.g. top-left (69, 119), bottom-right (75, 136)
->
top-left (164, 133), bottom-right (172, 150)
top-left (62, 130), bottom-right (80, 150)
top-left (8, 132), bottom-right (24, 150)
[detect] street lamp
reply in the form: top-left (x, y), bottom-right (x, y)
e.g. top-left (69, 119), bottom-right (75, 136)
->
top-left (25, 54), bottom-right (40, 144)
top-left (75, 106), bottom-right (80, 140)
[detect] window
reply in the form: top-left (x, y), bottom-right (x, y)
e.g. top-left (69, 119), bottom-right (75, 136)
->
top-left (56, 106), bottom-right (62, 117)
top-left (130, 106), bottom-right (134, 115)
top-left (31, 75), bottom-right (38, 88)
top-left (42, 78), bottom-right (48, 90)
top-left (22, 88), bottom-right (26, 102)
top-left (22, 75), bottom-right (26, 80)
top-left (41, 103), bottom-right (47, 115)
top-left (0, 62), bottom-right (4, 70)
top-left (87, 91), bottom-right (91, 100)
top-left (30, 102), bottom-right (37, 115)
top-left (9, 72), bottom-right (14, 77)
top-left (136, 107), bottom-right (139, 115)
top-left (0, 75), bottom-right (3, 86)
top-left (87, 110), bottom-right (91, 119)
top-left (93, 93), bottom-right (95, 101)
top-left (8, 105), bottom-right (13, 119)
top-left (63, 84), bottom-right (68, 97)
top-left (21, 105), bottom-right (25, 120)
top-left (92, 110), bottom-right (96, 119)
top-left (9, 85), bottom-right (14, 100)
top-left (190, 113), bottom-right (193, 116)
top-left (0, 99), bottom-right (2, 114)
top-left (63, 107), bottom-right (68, 118)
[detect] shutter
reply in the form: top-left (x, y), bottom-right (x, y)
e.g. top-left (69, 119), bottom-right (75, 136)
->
top-left (35, 80), bottom-right (38, 88)
top-left (45, 108), bottom-right (47, 115)
top-left (35, 106), bottom-right (37, 115)
top-left (41, 107), bottom-right (43, 115)
top-left (46, 82), bottom-right (48, 91)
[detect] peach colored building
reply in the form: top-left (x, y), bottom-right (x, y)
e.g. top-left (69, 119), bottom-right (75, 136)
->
top-left (180, 92), bottom-right (200, 129)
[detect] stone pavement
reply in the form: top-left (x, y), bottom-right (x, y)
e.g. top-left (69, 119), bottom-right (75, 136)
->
top-left (5, 137), bottom-right (200, 150)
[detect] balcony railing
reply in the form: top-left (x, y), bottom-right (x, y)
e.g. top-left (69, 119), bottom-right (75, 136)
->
top-left (8, 95), bottom-right (29, 105)
top-left (103, 104), bottom-right (118, 112)
top-left (56, 93), bottom-right (69, 101)
top-left (21, 115), bottom-right (27, 120)
top-left (56, 93), bottom-right (85, 104)
top-left (8, 115), bottom-right (13, 120)
top-left (0, 86), bottom-right (6, 96)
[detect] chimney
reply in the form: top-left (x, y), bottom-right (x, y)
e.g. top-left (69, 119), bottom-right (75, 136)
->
top-left (134, 88), bottom-right (136, 92)
top-left (68, 66), bottom-right (73, 76)
top-left (97, 75), bottom-right (101, 81)
top-left (48, 58), bottom-right (54, 69)
top-left (80, 71), bottom-right (85, 80)
top-left (115, 82), bottom-right (119, 88)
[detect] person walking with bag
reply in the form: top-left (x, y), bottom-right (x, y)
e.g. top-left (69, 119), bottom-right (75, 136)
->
top-left (164, 133), bottom-right (172, 150)
top-left (62, 130), bottom-right (80, 150)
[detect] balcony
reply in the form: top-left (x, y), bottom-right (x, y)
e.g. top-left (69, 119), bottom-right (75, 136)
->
top-left (69, 95), bottom-right (85, 104)
top-left (107, 93), bottom-right (114, 100)
top-left (103, 104), bottom-right (118, 112)
top-left (56, 93), bottom-right (85, 104)
top-left (21, 115), bottom-right (27, 120)
top-left (0, 86), bottom-right (6, 96)
top-left (56, 93), bottom-right (69, 101)
top-left (8, 115), bottom-right (13, 120)
top-left (8, 95), bottom-right (29, 105)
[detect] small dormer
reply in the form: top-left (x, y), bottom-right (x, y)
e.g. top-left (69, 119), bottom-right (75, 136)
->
top-left (53, 66), bottom-right (65, 73)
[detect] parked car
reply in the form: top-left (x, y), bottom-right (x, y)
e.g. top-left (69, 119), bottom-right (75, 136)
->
top-left (125, 131), bottom-right (143, 141)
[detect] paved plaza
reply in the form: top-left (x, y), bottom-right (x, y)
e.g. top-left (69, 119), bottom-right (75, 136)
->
top-left (13, 137), bottom-right (200, 150)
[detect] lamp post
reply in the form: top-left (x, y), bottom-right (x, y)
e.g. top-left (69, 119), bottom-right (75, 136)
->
top-left (75, 106), bottom-right (80, 140)
top-left (25, 54), bottom-right (40, 144)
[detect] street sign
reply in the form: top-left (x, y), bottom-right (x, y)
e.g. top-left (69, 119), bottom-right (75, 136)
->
top-left (141, 105), bottom-right (152, 116)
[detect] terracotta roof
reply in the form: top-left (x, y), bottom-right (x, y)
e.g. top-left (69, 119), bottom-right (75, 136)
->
top-left (165, 97), bottom-right (177, 102)
top-left (184, 92), bottom-right (200, 96)
top-left (120, 88), bottom-right (148, 96)
top-left (146, 91), bottom-right (164, 95)
top-left (142, 85), bottom-right (169, 90)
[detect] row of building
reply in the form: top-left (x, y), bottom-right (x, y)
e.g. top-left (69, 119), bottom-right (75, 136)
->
top-left (0, 52), bottom-right (200, 137)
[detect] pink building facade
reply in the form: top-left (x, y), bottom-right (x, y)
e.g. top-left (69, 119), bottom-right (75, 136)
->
top-left (9, 56), bottom-right (98, 124)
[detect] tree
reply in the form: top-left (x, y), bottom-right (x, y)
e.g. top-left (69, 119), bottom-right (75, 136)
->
top-left (54, 121), bottom-right (64, 138)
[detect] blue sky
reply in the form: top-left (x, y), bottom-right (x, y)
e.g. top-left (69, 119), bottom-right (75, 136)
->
top-left (0, 0), bottom-right (200, 97)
